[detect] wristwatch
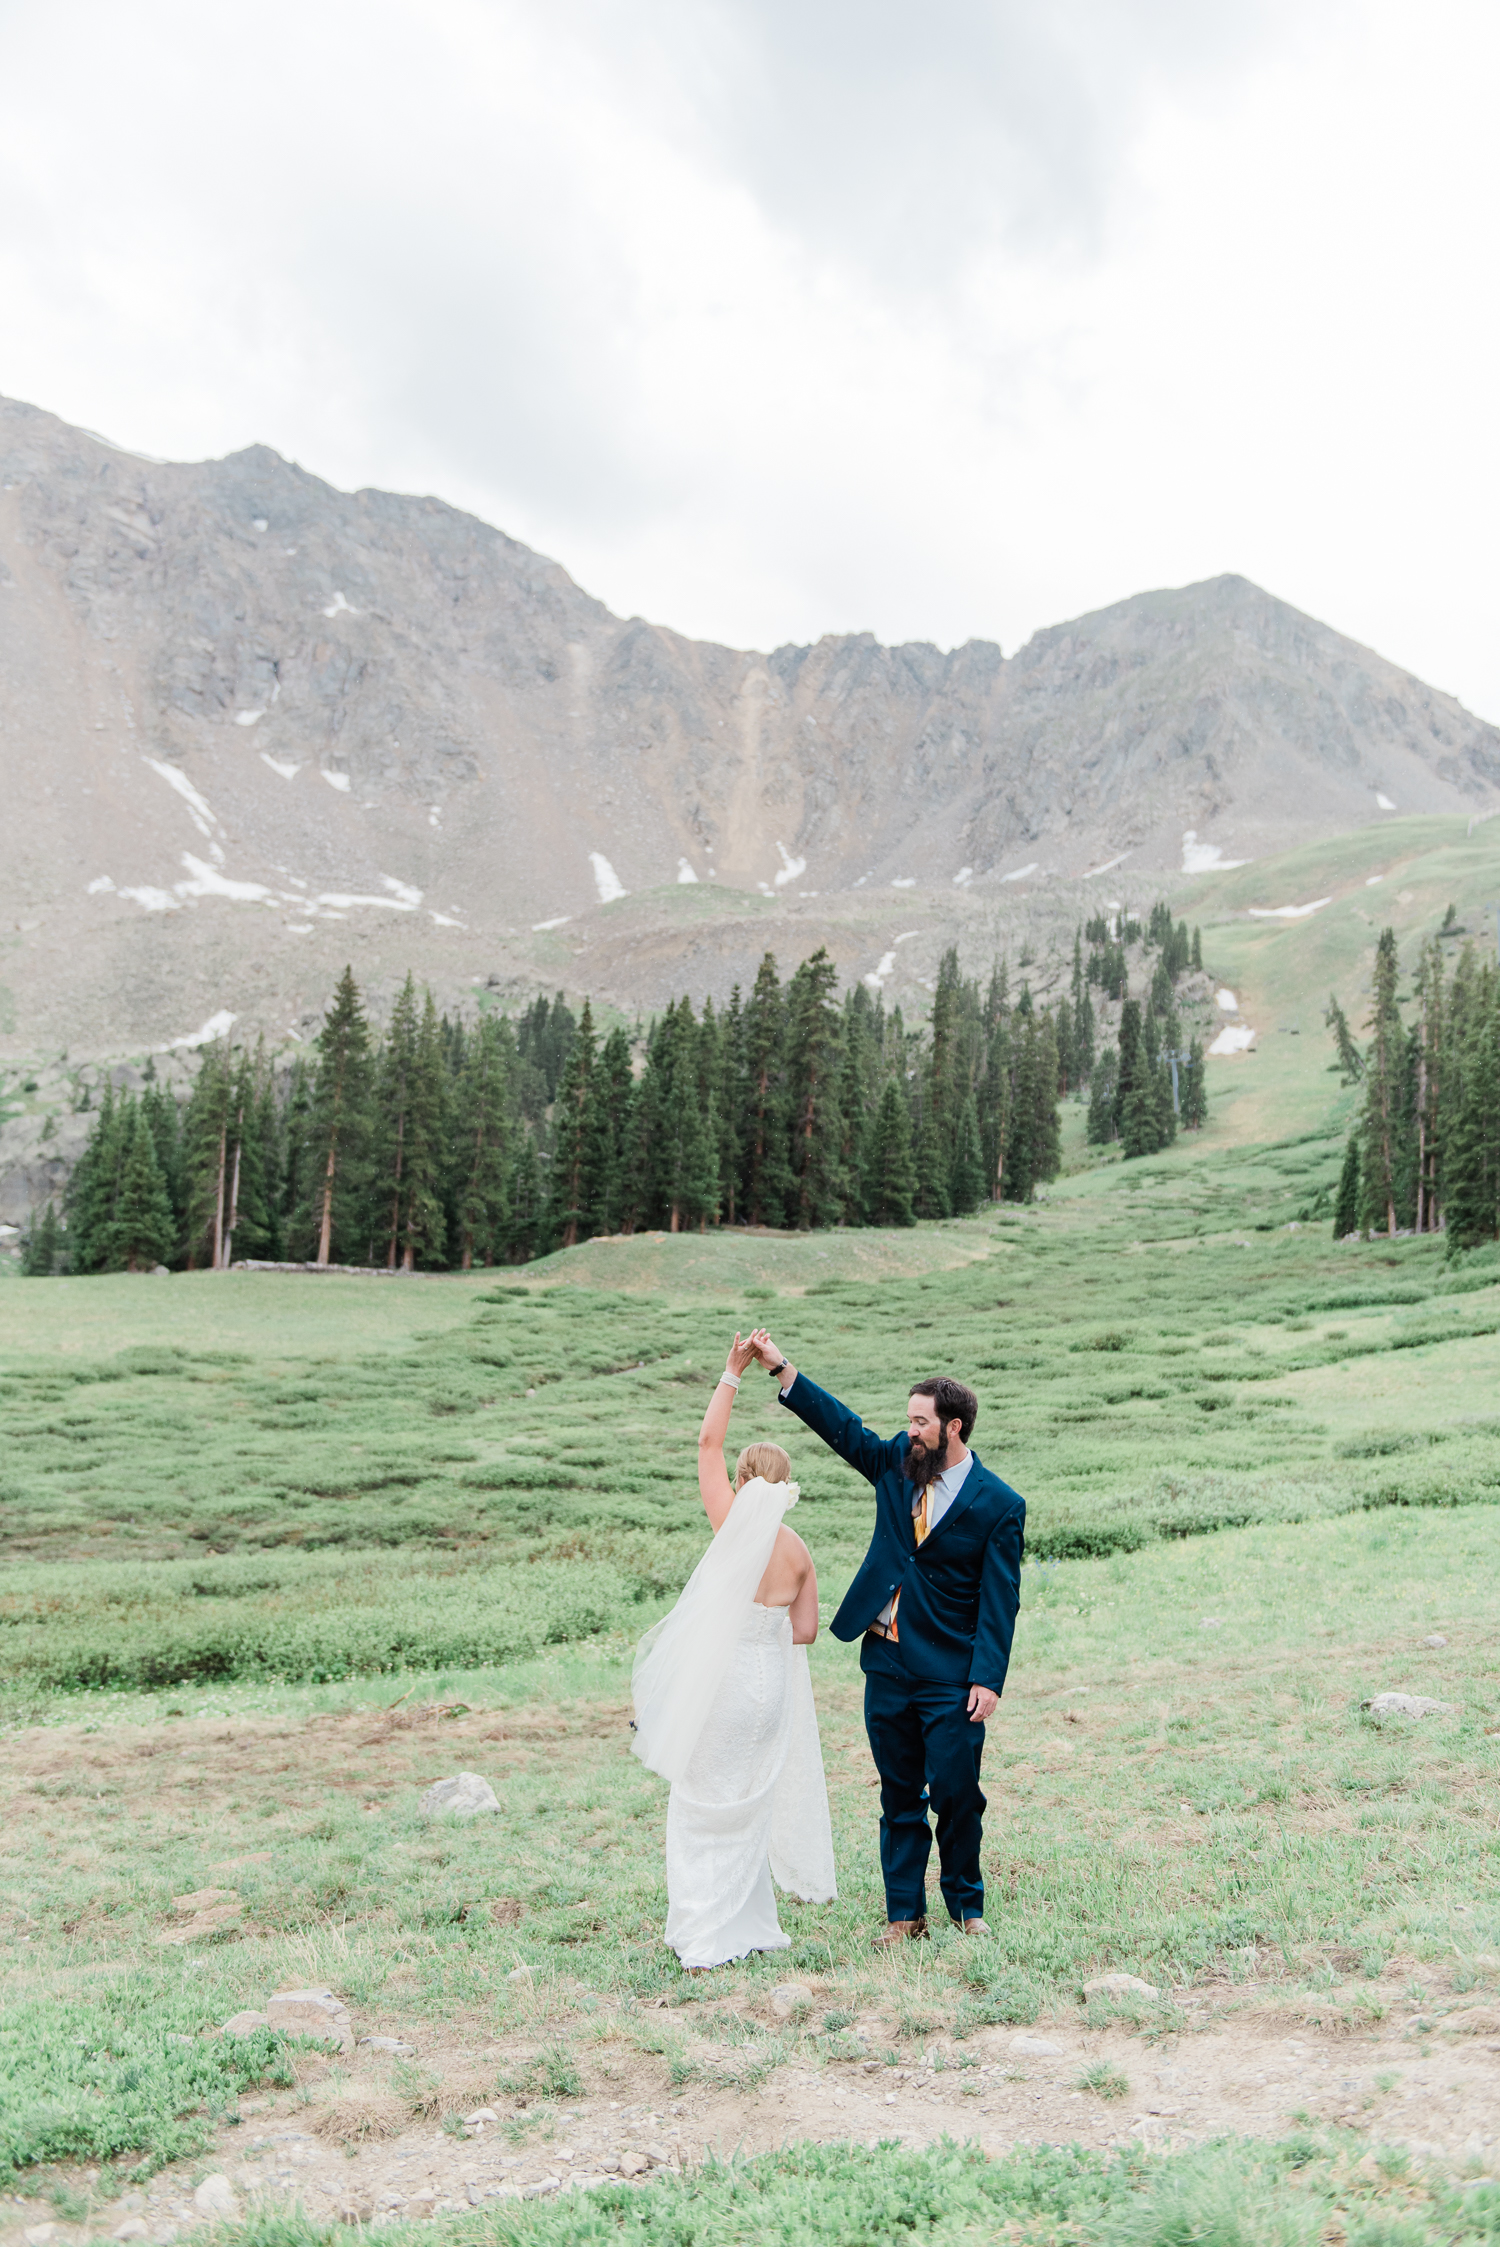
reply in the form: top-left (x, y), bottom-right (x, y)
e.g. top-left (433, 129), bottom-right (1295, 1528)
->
top-left (766, 1357), bottom-right (788, 1378)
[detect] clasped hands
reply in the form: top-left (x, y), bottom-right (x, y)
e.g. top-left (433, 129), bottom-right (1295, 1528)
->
top-left (725, 1327), bottom-right (780, 1377)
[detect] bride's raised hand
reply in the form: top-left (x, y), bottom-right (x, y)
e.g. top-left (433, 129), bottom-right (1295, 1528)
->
top-left (725, 1331), bottom-right (758, 1377)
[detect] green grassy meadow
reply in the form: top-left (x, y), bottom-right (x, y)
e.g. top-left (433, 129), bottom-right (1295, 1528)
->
top-left (5, 917), bottom-right (1500, 2237)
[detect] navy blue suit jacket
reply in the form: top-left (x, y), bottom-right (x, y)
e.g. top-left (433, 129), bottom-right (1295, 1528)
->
top-left (778, 1373), bottom-right (1025, 1696)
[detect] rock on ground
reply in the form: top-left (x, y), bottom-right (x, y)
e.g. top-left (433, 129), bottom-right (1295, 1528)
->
top-left (192, 2177), bottom-right (239, 2220)
top-left (420, 1772), bottom-right (500, 1819)
top-left (1083, 1973), bottom-right (1160, 1998)
top-left (1366, 1693), bottom-right (1457, 1719)
top-left (265, 1988), bottom-right (355, 2052)
top-left (221, 2010), bottom-right (270, 2038)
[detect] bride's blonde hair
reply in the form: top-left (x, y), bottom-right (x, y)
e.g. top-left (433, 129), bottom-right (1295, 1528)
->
top-left (734, 1441), bottom-right (792, 1490)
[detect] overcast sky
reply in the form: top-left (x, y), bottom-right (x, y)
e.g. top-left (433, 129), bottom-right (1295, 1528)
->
top-left (2, 0), bottom-right (1498, 717)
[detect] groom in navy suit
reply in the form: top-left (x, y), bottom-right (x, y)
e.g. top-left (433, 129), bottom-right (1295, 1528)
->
top-left (751, 1335), bottom-right (1024, 1945)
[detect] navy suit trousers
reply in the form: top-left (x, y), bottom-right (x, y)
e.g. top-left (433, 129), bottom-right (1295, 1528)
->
top-left (861, 1635), bottom-right (986, 1925)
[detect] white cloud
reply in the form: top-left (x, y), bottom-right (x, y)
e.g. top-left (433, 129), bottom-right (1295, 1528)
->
top-left (1, 0), bottom-right (1498, 717)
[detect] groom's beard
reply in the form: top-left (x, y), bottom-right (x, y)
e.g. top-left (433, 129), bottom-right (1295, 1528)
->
top-left (903, 1430), bottom-right (950, 1491)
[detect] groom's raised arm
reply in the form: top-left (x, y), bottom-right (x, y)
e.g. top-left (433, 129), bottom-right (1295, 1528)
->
top-left (775, 1367), bottom-right (903, 1486)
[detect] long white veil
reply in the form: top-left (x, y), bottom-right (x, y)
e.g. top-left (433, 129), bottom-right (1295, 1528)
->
top-left (631, 1476), bottom-right (798, 1783)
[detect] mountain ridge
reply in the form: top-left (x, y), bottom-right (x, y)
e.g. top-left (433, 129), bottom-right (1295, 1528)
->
top-left (2, 390), bottom-right (1499, 1094)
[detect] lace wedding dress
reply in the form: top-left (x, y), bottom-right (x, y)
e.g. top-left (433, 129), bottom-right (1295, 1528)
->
top-left (631, 1478), bottom-right (837, 1969)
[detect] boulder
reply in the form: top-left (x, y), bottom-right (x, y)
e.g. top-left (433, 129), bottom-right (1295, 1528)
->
top-left (266, 1987), bottom-right (355, 2051)
top-left (221, 2010), bottom-right (271, 2038)
top-left (1366, 1693), bottom-right (1456, 1719)
top-left (1084, 1972), bottom-right (1160, 1998)
top-left (114, 2221), bottom-right (151, 2240)
top-left (192, 2176), bottom-right (240, 2220)
top-left (420, 1773), bottom-right (500, 1819)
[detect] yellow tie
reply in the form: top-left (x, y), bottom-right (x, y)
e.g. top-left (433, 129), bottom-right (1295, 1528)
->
top-left (888, 1488), bottom-right (931, 1641)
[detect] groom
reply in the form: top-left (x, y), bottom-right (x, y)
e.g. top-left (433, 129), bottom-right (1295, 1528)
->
top-left (751, 1335), bottom-right (1024, 1945)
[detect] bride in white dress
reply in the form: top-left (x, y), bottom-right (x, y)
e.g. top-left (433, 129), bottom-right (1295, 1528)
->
top-left (631, 1329), bottom-right (837, 1969)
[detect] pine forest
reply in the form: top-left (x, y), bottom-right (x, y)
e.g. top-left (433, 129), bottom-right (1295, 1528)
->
top-left (28, 912), bottom-right (1215, 1275)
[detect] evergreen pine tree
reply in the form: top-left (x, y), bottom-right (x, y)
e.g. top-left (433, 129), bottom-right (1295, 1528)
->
top-left (784, 948), bottom-right (846, 1228)
top-left (280, 1057), bottom-right (315, 1257)
top-left (1323, 994), bottom-right (1365, 1082)
top-left (396, 990), bottom-right (448, 1268)
top-left (1115, 999), bottom-right (1150, 1155)
top-left (107, 1102), bottom-right (176, 1271)
top-left (373, 975), bottom-right (421, 1268)
top-left (506, 1134), bottom-right (544, 1261)
top-left (1443, 954), bottom-right (1500, 1250)
top-left (546, 996), bottom-right (598, 1248)
top-left (220, 1044), bottom-right (273, 1265)
top-left (1144, 1006), bottom-right (1177, 1149)
top-left (653, 1002), bottom-right (718, 1230)
top-left (914, 1100), bottom-right (950, 1219)
top-left (924, 949), bottom-right (963, 1188)
top-left (1054, 996), bottom-right (1076, 1096)
top-left (1358, 929), bottom-right (1405, 1237)
top-left (949, 1092), bottom-right (987, 1215)
top-left (298, 968), bottom-right (375, 1265)
top-left (1181, 1038), bottom-right (1208, 1130)
top-left (22, 1202), bottom-right (60, 1276)
top-left (715, 989), bottom-right (745, 1224)
top-left (838, 984), bottom-right (881, 1224)
top-left (1190, 925), bottom-right (1203, 972)
top-left (1003, 1014), bottom-right (1061, 1202)
top-left (979, 963), bottom-right (1012, 1198)
top-left (452, 1015), bottom-right (513, 1268)
top-left (585, 1024), bottom-right (636, 1237)
top-left (251, 1047), bottom-right (284, 1260)
top-left (1076, 984), bottom-right (1096, 1086)
top-left (1413, 938), bottom-right (1445, 1232)
top-left (1333, 1135), bottom-right (1361, 1237)
top-left (140, 1072), bottom-right (183, 1237)
top-left (65, 1081), bottom-right (125, 1273)
top-left (1087, 1047), bottom-right (1119, 1144)
top-left (180, 1039), bottom-right (235, 1268)
top-left (740, 954), bottom-right (792, 1225)
top-left (867, 1079), bottom-right (917, 1226)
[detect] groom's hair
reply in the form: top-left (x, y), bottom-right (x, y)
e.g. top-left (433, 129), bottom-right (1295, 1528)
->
top-left (735, 1441), bottom-right (792, 1488)
top-left (909, 1377), bottom-right (978, 1444)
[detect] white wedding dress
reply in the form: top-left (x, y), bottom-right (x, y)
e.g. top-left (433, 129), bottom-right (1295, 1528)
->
top-left (631, 1478), bottom-right (837, 1969)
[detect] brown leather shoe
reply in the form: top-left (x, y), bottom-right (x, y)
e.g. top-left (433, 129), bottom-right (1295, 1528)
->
top-left (872, 1916), bottom-right (929, 1948)
top-left (962, 1917), bottom-right (992, 1937)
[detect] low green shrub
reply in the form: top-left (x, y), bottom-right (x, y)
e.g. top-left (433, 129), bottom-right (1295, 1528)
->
top-left (0, 1984), bottom-right (291, 2179)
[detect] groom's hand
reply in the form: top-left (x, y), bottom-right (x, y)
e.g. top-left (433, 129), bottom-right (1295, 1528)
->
top-left (967, 1686), bottom-right (998, 1723)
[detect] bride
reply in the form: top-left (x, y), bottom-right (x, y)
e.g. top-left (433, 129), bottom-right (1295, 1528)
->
top-left (631, 1327), bottom-right (837, 1969)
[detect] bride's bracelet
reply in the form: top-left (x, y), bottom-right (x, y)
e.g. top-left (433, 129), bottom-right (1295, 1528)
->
top-left (718, 1370), bottom-right (741, 1391)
